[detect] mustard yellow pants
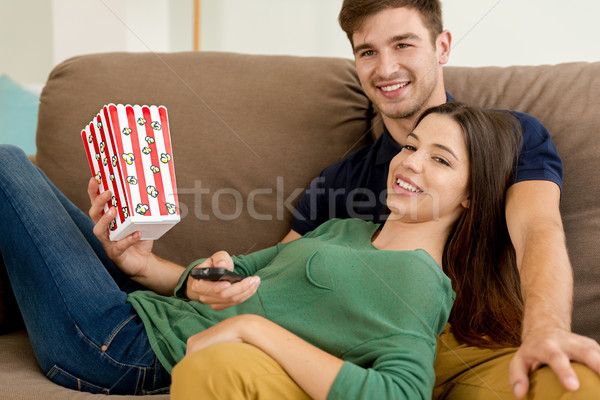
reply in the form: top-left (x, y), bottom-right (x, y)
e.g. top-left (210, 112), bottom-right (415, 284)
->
top-left (171, 343), bottom-right (311, 400)
top-left (171, 326), bottom-right (600, 399)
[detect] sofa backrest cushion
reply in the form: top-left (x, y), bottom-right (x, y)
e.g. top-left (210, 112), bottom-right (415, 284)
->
top-left (35, 51), bottom-right (372, 264)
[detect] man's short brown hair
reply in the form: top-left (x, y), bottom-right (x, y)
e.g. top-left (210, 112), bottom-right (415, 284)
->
top-left (338, 0), bottom-right (443, 45)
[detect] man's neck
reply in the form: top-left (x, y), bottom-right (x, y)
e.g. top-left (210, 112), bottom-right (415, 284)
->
top-left (383, 115), bottom-right (419, 145)
top-left (382, 91), bottom-right (449, 146)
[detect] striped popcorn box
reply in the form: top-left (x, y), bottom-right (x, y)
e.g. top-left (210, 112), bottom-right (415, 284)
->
top-left (81, 104), bottom-right (179, 241)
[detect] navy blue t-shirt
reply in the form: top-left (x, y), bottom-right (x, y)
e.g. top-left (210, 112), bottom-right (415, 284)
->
top-left (291, 96), bottom-right (563, 235)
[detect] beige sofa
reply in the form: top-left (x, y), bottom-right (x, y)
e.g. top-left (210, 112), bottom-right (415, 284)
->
top-left (0, 51), bottom-right (598, 398)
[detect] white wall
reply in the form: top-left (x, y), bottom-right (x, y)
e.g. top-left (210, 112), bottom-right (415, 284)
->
top-left (200, 0), bottom-right (351, 58)
top-left (1, 0), bottom-right (599, 86)
top-left (0, 0), bottom-right (54, 83)
top-left (0, 0), bottom-right (192, 85)
top-left (51, 0), bottom-right (171, 66)
top-left (198, 0), bottom-right (600, 67)
top-left (444, 0), bottom-right (599, 67)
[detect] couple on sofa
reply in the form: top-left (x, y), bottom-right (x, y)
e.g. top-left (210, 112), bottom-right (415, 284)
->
top-left (1, 0), bottom-right (599, 399)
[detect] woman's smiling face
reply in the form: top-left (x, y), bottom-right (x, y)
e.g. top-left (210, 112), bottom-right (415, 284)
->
top-left (386, 112), bottom-right (470, 224)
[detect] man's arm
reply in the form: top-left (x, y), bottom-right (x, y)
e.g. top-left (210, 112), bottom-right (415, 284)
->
top-left (506, 180), bottom-right (572, 338)
top-left (505, 180), bottom-right (600, 398)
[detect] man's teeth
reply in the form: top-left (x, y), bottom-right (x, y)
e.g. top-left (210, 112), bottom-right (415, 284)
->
top-left (397, 178), bottom-right (421, 193)
top-left (381, 82), bottom-right (409, 92)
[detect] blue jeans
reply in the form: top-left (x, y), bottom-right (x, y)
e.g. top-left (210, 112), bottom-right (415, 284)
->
top-left (0, 145), bottom-right (170, 395)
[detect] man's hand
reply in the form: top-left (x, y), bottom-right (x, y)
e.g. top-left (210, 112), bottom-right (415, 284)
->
top-left (186, 251), bottom-right (260, 310)
top-left (509, 328), bottom-right (600, 398)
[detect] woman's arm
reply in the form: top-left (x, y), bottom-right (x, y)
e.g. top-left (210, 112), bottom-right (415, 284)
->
top-left (88, 178), bottom-right (185, 295)
top-left (89, 177), bottom-right (278, 299)
top-left (186, 315), bottom-right (342, 400)
top-left (185, 315), bottom-right (437, 400)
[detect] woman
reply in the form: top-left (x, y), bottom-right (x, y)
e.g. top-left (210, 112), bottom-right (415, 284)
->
top-left (0, 102), bottom-right (522, 399)
top-left (170, 102), bottom-right (525, 399)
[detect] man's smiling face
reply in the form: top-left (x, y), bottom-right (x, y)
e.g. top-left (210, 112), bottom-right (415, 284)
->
top-left (352, 7), bottom-right (448, 123)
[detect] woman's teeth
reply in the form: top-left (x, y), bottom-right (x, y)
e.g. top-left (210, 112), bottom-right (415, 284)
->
top-left (397, 178), bottom-right (421, 193)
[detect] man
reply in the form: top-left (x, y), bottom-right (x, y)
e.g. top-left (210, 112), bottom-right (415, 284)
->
top-left (91, 0), bottom-right (600, 398)
top-left (325, 3), bottom-right (599, 398)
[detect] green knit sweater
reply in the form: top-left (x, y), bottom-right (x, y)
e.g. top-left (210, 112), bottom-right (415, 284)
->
top-left (127, 218), bottom-right (455, 399)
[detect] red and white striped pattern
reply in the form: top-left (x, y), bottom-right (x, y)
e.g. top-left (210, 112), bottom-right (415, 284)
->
top-left (81, 104), bottom-right (179, 241)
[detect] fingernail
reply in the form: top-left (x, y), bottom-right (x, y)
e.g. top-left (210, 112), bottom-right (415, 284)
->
top-left (565, 376), bottom-right (579, 390)
top-left (513, 383), bottom-right (521, 396)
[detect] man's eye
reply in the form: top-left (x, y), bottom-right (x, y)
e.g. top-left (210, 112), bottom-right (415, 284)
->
top-left (397, 43), bottom-right (409, 49)
top-left (361, 50), bottom-right (375, 57)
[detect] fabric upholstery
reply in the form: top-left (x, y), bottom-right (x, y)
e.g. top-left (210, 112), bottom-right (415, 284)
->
top-left (35, 52), bottom-right (372, 266)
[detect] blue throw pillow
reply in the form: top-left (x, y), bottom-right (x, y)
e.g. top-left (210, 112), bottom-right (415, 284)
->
top-left (0, 74), bottom-right (40, 155)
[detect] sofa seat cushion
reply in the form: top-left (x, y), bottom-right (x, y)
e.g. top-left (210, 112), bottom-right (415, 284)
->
top-left (0, 331), bottom-right (170, 399)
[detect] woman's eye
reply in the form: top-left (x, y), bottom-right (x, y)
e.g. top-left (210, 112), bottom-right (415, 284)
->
top-left (433, 157), bottom-right (450, 167)
top-left (403, 145), bottom-right (416, 151)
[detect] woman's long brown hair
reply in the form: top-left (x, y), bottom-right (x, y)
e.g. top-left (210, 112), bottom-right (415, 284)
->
top-left (416, 102), bottom-right (524, 348)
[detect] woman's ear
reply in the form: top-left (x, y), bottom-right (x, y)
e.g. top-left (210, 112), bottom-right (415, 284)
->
top-left (461, 197), bottom-right (471, 209)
